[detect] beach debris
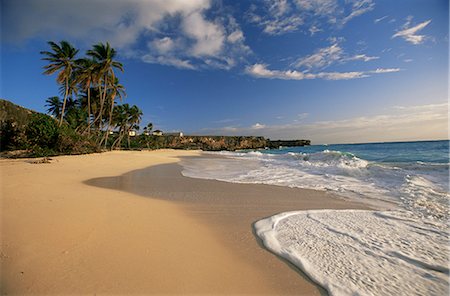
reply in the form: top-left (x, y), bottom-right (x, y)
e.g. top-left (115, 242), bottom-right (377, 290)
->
top-left (30, 157), bottom-right (52, 164)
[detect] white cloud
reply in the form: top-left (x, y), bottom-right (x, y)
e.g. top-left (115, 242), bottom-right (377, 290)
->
top-left (347, 54), bottom-right (379, 62)
top-left (3, 0), bottom-right (251, 70)
top-left (246, 63), bottom-right (399, 81)
top-left (369, 68), bottom-right (400, 74)
top-left (291, 43), bottom-right (379, 71)
top-left (374, 15), bottom-right (388, 23)
top-left (248, 0), bottom-right (374, 35)
top-left (316, 71), bottom-right (368, 80)
top-left (182, 11), bottom-right (225, 57)
top-left (142, 55), bottom-right (196, 70)
top-left (393, 19), bottom-right (432, 45)
top-left (227, 30), bottom-right (244, 43)
top-left (151, 37), bottom-right (177, 54)
top-left (293, 43), bottom-right (343, 69)
top-left (247, 1), bottom-right (303, 35)
top-left (295, 0), bottom-right (339, 19)
top-left (246, 64), bottom-right (315, 80)
top-left (341, 0), bottom-right (375, 25)
top-left (252, 123), bottom-right (266, 129)
top-left (308, 25), bottom-right (322, 36)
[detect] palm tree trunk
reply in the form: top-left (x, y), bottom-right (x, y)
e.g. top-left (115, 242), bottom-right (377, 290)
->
top-left (87, 82), bottom-right (91, 134)
top-left (59, 78), bottom-right (69, 126)
top-left (112, 128), bottom-right (125, 150)
top-left (103, 94), bottom-right (116, 149)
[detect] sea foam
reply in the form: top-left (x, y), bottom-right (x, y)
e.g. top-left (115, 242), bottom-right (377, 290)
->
top-left (255, 210), bottom-right (449, 296)
top-left (183, 150), bottom-right (449, 220)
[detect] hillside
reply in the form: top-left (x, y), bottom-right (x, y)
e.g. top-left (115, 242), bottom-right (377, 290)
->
top-left (0, 99), bottom-right (37, 127)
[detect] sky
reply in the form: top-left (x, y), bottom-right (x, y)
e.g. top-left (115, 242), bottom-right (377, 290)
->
top-left (1, 0), bottom-right (448, 144)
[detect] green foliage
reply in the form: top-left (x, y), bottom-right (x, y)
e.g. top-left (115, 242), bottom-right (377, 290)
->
top-left (26, 113), bottom-right (60, 149)
top-left (56, 125), bottom-right (100, 155)
top-left (0, 120), bottom-right (27, 151)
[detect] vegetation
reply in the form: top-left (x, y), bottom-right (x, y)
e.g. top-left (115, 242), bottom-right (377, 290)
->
top-left (1, 40), bottom-right (147, 157)
top-left (0, 40), bottom-right (311, 157)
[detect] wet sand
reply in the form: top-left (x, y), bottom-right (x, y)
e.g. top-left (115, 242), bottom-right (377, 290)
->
top-left (86, 154), bottom-right (372, 295)
top-left (1, 150), bottom-right (371, 295)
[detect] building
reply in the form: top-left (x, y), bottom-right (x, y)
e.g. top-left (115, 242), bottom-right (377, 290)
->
top-left (152, 130), bottom-right (163, 136)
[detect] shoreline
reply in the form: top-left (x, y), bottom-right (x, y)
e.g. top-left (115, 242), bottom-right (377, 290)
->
top-left (2, 150), bottom-right (371, 294)
top-left (86, 153), bottom-right (373, 294)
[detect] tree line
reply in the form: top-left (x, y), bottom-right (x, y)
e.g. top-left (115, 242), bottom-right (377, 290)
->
top-left (41, 40), bottom-right (149, 150)
top-left (0, 40), bottom-right (157, 156)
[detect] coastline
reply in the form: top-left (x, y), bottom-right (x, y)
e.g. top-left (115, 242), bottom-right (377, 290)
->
top-left (2, 150), bottom-right (370, 294)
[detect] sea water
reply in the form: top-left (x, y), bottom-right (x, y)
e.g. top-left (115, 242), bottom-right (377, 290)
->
top-left (181, 140), bottom-right (449, 295)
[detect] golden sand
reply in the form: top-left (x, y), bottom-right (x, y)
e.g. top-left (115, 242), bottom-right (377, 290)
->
top-left (1, 150), bottom-right (368, 294)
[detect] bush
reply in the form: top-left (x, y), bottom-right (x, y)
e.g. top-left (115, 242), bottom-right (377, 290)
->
top-left (26, 113), bottom-right (59, 149)
top-left (56, 125), bottom-right (100, 154)
top-left (0, 120), bottom-right (27, 151)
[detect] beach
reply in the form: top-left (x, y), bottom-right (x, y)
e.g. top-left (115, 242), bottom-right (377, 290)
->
top-left (1, 150), bottom-right (370, 295)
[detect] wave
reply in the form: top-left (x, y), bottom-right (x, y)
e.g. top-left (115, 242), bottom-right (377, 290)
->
top-left (183, 149), bottom-right (450, 221)
top-left (255, 210), bottom-right (449, 296)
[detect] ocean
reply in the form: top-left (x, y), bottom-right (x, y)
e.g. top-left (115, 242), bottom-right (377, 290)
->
top-left (181, 140), bottom-right (449, 295)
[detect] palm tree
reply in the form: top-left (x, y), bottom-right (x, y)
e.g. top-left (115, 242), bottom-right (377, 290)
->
top-left (126, 105), bottom-right (142, 148)
top-left (75, 58), bottom-right (96, 132)
top-left (111, 104), bottom-right (142, 149)
top-left (86, 42), bottom-right (123, 130)
top-left (45, 96), bottom-right (62, 118)
top-left (41, 41), bottom-right (79, 126)
top-left (103, 77), bottom-right (126, 147)
top-left (111, 104), bottom-right (128, 149)
top-left (143, 123), bottom-right (153, 135)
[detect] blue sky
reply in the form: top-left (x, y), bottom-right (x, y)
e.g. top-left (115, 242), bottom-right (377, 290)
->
top-left (1, 0), bottom-right (448, 144)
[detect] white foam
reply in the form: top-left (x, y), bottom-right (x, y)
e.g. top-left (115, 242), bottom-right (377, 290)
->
top-left (255, 210), bottom-right (449, 296)
top-left (182, 151), bottom-right (450, 220)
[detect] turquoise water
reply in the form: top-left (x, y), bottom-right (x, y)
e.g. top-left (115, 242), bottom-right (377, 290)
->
top-left (182, 140), bottom-right (450, 295)
top-left (183, 140), bottom-right (449, 220)
top-left (265, 140), bottom-right (449, 164)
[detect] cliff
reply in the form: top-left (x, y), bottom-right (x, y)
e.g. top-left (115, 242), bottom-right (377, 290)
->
top-left (149, 135), bottom-right (267, 151)
top-left (266, 139), bottom-right (311, 149)
top-left (145, 135), bottom-right (310, 151)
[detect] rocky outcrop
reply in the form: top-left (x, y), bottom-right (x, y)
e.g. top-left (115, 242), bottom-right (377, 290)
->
top-left (162, 135), bottom-right (267, 151)
top-left (267, 139), bottom-right (311, 149)
top-left (148, 135), bottom-right (310, 151)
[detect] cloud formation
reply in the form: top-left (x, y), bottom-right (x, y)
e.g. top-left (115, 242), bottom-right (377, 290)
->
top-left (248, 0), bottom-right (374, 35)
top-left (246, 60), bottom-right (399, 81)
top-left (291, 42), bottom-right (380, 71)
top-left (2, 0), bottom-right (250, 70)
top-left (393, 18), bottom-right (432, 45)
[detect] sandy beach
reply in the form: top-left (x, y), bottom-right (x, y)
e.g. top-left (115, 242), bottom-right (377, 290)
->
top-left (1, 150), bottom-right (370, 295)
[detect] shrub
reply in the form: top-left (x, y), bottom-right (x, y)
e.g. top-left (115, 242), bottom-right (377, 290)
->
top-left (0, 120), bottom-right (27, 151)
top-left (26, 113), bottom-right (59, 149)
top-left (56, 125), bottom-right (100, 154)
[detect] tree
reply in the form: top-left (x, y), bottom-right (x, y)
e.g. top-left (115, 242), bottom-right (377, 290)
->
top-left (45, 96), bottom-right (62, 119)
top-left (103, 77), bottom-right (126, 147)
top-left (40, 41), bottom-right (79, 126)
top-left (86, 42), bottom-right (123, 131)
top-left (143, 122), bottom-right (153, 135)
top-left (75, 58), bottom-right (97, 132)
top-left (111, 104), bottom-right (142, 149)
